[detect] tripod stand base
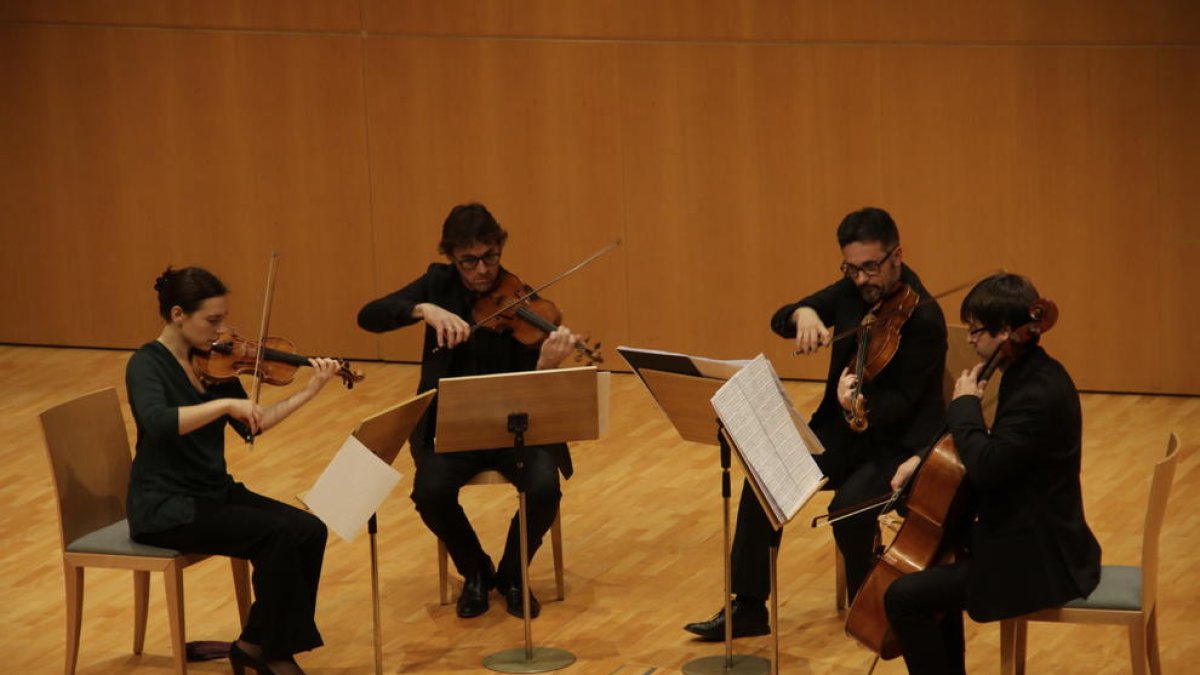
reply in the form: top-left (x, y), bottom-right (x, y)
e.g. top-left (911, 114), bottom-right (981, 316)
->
top-left (682, 654), bottom-right (771, 675)
top-left (483, 646), bottom-right (576, 673)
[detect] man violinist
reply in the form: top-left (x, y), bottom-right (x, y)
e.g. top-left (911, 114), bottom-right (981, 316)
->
top-left (882, 273), bottom-right (1101, 675)
top-left (685, 206), bottom-right (948, 639)
top-left (357, 203), bottom-right (580, 619)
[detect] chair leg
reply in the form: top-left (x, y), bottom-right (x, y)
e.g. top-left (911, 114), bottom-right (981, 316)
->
top-left (230, 558), bottom-right (251, 628)
top-left (1000, 619), bottom-right (1017, 675)
top-left (162, 561), bottom-right (188, 675)
top-left (1011, 619), bottom-right (1028, 675)
top-left (133, 570), bottom-right (150, 654)
top-left (1129, 618), bottom-right (1149, 675)
top-left (834, 544), bottom-right (847, 611)
top-left (63, 561), bottom-right (83, 675)
top-left (437, 539), bottom-right (450, 605)
top-left (551, 511), bottom-right (564, 601)
top-left (1146, 607), bottom-right (1162, 675)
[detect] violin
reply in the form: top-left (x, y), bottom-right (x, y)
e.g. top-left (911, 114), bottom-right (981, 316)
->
top-left (192, 326), bottom-right (366, 389)
top-left (473, 270), bottom-right (603, 365)
top-left (844, 283), bottom-right (919, 431)
top-left (841, 297), bottom-right (1059, 661)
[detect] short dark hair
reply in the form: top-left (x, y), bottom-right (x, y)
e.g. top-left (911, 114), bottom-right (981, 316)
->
top-left (960, 273), bottom-right (1040, 336)
top-left (155, 266), bottom-right (227, 320)
top-left (836, 207), bottom-right (899, 249)
top-left (437, 202), bottom-right (508, 256)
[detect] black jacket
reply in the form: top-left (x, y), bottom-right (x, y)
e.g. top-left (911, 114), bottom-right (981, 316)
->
top-left (771, 265), bottom-right (948, 483)
top-left (357, 262), bottom-right (572, 477)
top-left (949, 345), bottom-right (1101, 621)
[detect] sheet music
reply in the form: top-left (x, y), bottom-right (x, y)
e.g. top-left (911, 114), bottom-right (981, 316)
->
top-left (711, 354), bottom-right (825, 526)
top-left (302, 435), bottom-right (403, 543)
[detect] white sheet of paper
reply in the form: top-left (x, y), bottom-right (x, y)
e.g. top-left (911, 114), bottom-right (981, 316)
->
top-left (302, 434), bottom-right (403, 543)
top-left (712, 354), bottom-right (825, 526)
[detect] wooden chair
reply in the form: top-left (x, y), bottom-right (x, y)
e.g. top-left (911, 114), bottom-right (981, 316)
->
top-left (437, 469), bottom-right (565, 605)
top-left (40, 387), bottom-right (251, 675)
top-left (1000, 432), bottom-right (1183, 675)
top-left (834, 324), bottom-right (997, 610)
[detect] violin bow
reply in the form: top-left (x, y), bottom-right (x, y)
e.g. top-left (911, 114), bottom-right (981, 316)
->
top-left (471, 238), bottom-right (622, 329)
top-left (245, 251), bottom-right (280, 447)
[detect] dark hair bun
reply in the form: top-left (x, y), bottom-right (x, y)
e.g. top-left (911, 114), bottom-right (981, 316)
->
top-left (153, 266), bottom-right (175, 294)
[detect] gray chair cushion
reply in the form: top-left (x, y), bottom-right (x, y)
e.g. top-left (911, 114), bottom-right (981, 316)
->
top-left (66, 519), bottom-right (180, 557)
top-left (1063, 565), bottom-right (1142, 611)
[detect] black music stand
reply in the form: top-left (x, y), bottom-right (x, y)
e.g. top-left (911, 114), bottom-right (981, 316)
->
top-left (628, 364), bottom-right (770, 675)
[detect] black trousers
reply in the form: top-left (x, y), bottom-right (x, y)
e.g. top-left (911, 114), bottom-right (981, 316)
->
top-left (410, 444), bottom-right (562, 585)
top-left (883, 560), bottom-right (969, 675)
top-left (134, 483), bottom-right (327, 660)
top-left (729, 451), bottom-right (905, 601)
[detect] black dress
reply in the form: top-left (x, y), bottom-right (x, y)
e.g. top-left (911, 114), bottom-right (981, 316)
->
top-left (126, 341), bottom-right (326, 660)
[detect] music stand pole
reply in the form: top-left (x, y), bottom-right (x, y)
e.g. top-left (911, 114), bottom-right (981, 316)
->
top-left (368, 513), bottom-right (384, 675)
top-left (682, 423), bottom-right (770, 675)
top-left (481, 411), bottom-right (576, 673)
top-left (770, 542), bottom-right (780, 674)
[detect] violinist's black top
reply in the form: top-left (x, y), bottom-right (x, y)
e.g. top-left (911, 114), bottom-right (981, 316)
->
top-left (125, 341), bottom-right (250, 537)
top-left (357, 262), bottom-right (572, 477)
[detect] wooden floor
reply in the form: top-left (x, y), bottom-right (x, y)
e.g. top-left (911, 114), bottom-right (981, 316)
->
top-left (3, 344), bottom-right (1198, 674)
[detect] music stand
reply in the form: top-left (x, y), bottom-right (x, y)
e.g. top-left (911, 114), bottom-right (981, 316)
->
top-left (304, 390), bottom-right (434, 675)
top-left (712, 355), bottom-right (827, 674)
top-left (633, 367), bottom-right (770, 675)
top-left (436, 366), bottom-right (605, 673)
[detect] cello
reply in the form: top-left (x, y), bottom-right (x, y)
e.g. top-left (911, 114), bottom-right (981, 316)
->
top-left (842, 298), bottom-right (1058, 660)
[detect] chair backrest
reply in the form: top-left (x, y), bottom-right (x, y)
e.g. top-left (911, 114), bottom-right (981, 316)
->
top-left (945, 324), bottom-right (1000, 425)
top-left (40, 387), bottom-right (133, 550)
top-left (1140, 432), bottom-right (1183, 613)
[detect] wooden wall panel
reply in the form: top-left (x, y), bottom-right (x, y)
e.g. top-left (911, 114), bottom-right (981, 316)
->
top-left (0, 0), bottom-right (362, 32)
top-left (1156, 48), bottom-right (1200, 394)
top-left (364, 0), bottom-right (1200, 43)
top-left (1, 4), bottom-right (1198, 394)
top-left (618, 43), bottom-right (884, 380)
top-left (0, 24), bottom-right (376, 358)
top-left (362, 37), bottom-right (629, 363)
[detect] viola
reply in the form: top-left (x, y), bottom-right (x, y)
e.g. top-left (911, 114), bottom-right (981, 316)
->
top-left (841, 297), bottom-right (1059, 660)
top-left (191, 326), bottom-right (365, 389)
top-left (844, 283), bottom-right (920, 431)
top-left (473, 270), bottom-right (603, 365)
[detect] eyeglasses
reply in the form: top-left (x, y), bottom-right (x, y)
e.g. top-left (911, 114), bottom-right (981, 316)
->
top-left (454, 251), bottom-right (501, 270)
top-left (840, 247), bottom-right (897, 279)
top-left (967, 325), bottom-right (988, 339)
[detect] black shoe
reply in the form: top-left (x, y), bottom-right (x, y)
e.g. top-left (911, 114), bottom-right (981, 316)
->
top-left (229, 642), bottom-right (275, 675)
top-left (683, 599), bottom-right (770, 641)
top-left (456, 559), bottom-right (495, 618)
top-left (496, 575), bottom-right (541, 619)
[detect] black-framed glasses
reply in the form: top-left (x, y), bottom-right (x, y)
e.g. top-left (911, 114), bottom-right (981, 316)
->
top-left (840, 247), bottom-right (897, 279)
top-left (967, 324), bottom-right (988, 339)
top-left (454, 250), bottom-right (501, 270)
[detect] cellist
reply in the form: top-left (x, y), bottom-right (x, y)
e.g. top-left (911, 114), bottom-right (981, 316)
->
top-left (883, 273), bottom-right (1101, 674)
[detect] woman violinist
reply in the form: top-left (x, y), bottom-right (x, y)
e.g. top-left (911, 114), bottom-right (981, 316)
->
top-left (882, 273), bottom-right (1101, 674)
top-left (357, 203), bottom-right (582, 621)
top-left (126, 267), bottom-right (339, 675)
